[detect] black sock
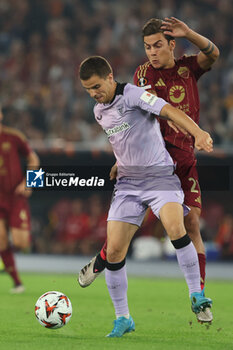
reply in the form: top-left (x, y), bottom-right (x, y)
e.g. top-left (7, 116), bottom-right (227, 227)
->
top-left (93, 253), bottom-right (106, 272)
top-left (105, 258), bottom-right (126, 271)
top-left (171, 234), bottom-right (191, 249)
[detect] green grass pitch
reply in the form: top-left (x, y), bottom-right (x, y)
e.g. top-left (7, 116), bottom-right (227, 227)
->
top-left (0, 272), bottom-right (232, 350)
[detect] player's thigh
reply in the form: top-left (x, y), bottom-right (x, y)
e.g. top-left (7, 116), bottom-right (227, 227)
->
top-left (0, 219), bottom-right (9, 250)
top-left (176, 159), bottom-right (202, 209)
top-left (107, 220), bottom-right (138, 262)
top-left (108, 191), bottom-right (146, 227)
top-left (9, 196), bottom-right (31, 237)
top-left (159, 202), bottom-right (186, 240)
top-left (168, 148), bottom-right (202, 209)
top-left (11, 228), bottom-right (30, 249)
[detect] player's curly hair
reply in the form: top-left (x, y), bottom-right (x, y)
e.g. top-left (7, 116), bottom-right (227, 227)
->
top-left (142, 18), bottom-right (174, 42)
top-left (79, 56), bottom-right (112, 80)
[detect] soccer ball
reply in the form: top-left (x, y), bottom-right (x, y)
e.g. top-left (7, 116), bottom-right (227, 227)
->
top-left (35, 291), bottom-right (72, 329)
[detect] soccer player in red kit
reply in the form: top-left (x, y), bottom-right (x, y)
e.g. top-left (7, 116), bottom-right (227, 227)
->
top-left (78, 17), bottom-right (219, 323)
top-left (133, 17), bottom-right (219, 291)
top-left (0, 107), bottom-right (39, 293)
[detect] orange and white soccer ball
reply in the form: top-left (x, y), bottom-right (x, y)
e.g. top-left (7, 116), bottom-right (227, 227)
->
top-left (35, 291), bottom-right (72, 329)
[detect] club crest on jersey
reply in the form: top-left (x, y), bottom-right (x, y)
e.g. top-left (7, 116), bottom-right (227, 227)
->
top-left (137, 77), bottom-right (148, 87)
top-left (177, 66), bottom-right (190, 79)
top-left (117, 106), bottom-right (124, 116)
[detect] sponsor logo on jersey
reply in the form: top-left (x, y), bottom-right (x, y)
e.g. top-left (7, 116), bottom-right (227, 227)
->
top-left (177, 66), bottom-right (190, 79)
top-left (169, 85), bottom-right (185, 104)
top-left (104, 122), bottom-right (130, 137)
top-left (137, 77), bottom-right (148, 87)
top-left (155, 78), bottom-right (166, 87)
top-left (140, 91), bottom-right (158, 106)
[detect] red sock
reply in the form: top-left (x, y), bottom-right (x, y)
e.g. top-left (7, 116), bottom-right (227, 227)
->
top-left (100, 239), bottom-right (107, 260)
top-left (198, 253), bottom-right (206, 290)
top-left (1, 247), bottom-right (22, 286)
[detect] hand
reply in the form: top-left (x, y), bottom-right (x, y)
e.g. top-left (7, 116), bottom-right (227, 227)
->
top-left (194, 131), bottom-right (213, 153)
top-left (167, 120), bottom-right (188, 135)
top-left (109, 163), bottom-right (118, 180)
top-left (161, 17), bottom-right (190, 38)
top-left (14, 179), bottom-right (32, 197)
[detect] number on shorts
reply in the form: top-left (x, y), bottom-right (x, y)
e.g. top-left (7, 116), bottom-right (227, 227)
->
top-left (188, 177), bottom-right (199, 193)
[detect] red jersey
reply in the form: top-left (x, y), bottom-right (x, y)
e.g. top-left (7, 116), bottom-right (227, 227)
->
top-left (0, 126), bottom-right (31, 194)
top-left (134, 55), bottom-right (208, 153)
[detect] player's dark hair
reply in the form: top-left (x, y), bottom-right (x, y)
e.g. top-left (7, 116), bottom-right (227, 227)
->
top-left (79, 56), bottom-right (112, 80)
top-left (142, 18), bottom-right (174, 43)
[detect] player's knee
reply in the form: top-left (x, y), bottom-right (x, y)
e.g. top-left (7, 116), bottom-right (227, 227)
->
top-left (166, 222), bottom-right (186, 241)
top-left (12, 232), bottom-right (30, 250)
top-left (107, 245), bottom-right (126, 263)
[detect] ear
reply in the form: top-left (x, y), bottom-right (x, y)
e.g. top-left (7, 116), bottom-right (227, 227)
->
top-left (169, 39), bottom-right (176, 51)
top-left (108, 73), bottom-right (114, 83)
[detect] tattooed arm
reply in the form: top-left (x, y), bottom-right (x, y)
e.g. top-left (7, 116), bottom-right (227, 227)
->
top-left (161, 17), bottom-right (220, 70)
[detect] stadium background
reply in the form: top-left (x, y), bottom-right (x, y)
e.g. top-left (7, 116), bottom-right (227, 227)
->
top-left (1, 0), bottom-right (233, 261)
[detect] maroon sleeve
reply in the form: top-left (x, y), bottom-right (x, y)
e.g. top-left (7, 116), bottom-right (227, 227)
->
top-left (14, 133), bottom-right (32, 158)
top-left (133, 63), bottom-right (155, 89)
top-left (180, 55), bottom-right (210, 81)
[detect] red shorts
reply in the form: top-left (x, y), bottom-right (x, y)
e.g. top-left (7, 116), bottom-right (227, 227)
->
top-left (167, 145), bottom-right (202, 209)
top-left (0, 193), bottom-right (31, 231)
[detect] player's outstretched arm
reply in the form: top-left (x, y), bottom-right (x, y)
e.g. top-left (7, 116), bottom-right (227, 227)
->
top-left (15, 151), bottom-right (40, 197)
top-left (27, 151), bottom-right (40, 170)
top-left (141, 88), bottom-right (187, 134)
top-left (161, 17), bottom-right (219, 70)
top-left (160, 104), bottom-right (213, 153)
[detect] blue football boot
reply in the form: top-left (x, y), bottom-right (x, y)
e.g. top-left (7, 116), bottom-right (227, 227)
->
top-left (191, 289), bottom-right (213, 323)
top-left (106, 316), bottom-right (135, 337)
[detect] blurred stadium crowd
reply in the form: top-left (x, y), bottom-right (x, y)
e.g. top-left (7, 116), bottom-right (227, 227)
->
top-left (0, 0), bottom-right (233, 149)
top-left (0, 0), bottom-right (232, 259)
top-left (31, 194), bottom-right (233, 260)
